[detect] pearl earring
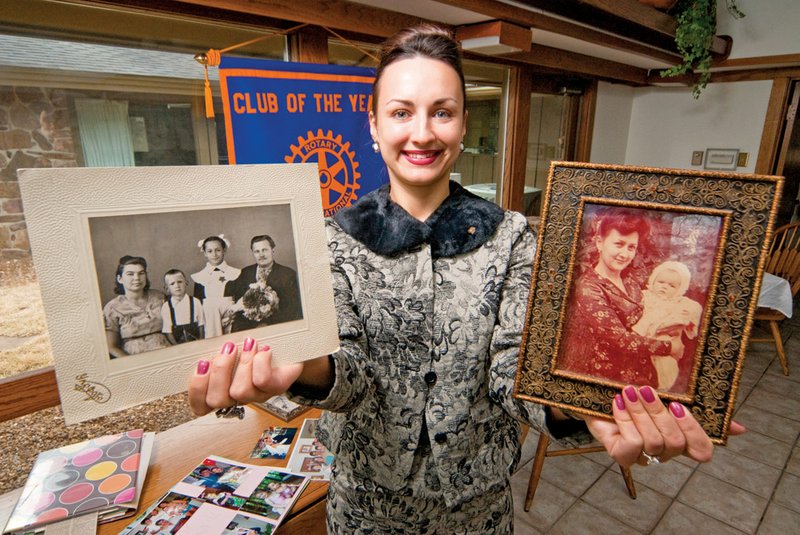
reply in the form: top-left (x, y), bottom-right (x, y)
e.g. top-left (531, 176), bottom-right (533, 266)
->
top-left (372, 141), bottom-right (380, 154)
top-left (460, 141), bottom-right (465, 152)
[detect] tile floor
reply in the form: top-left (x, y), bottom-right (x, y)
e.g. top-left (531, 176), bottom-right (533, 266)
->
top-left (510, 304), bottom-right (800, 534)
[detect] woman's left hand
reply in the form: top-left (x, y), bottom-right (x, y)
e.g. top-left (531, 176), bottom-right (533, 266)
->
top-left (584, 385), bottom-right (745, 467)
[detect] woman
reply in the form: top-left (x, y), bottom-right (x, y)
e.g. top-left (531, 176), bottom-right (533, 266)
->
top-left (189, 25), bottom-right (741, 534)
top-left (557, 209), bottom-right (680, 387)
top-left (103, 255), bottom-right (169, 357)
top-left (191, 235), bottom-right (241, 338)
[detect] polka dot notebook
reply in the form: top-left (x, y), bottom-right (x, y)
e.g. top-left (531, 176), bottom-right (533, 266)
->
top-left (3, 429), bottom-right (150, 534)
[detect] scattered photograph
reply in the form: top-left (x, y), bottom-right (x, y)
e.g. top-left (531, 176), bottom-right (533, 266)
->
top-left (123, 492), bottom-right (202, 535)
top-left (252, 395), bottom-right (309, 421)
top-left (120, 457), bottom-right (306, 534)
top-left (250, 427), bottom-right (298, 459)
top-left (287, 419), bottom-right (334, 480)
top-left (240, 472), bottom-right (306, 521)
top-left (221, 514), bottom-right (275, 535)
top-left (183, 459), bottom-right (253, 494)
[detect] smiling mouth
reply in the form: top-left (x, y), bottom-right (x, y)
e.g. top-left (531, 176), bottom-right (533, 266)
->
top-left (406, 151), bottom-right (437, 158)
top-left (403, 151), bottom-right (439, 164)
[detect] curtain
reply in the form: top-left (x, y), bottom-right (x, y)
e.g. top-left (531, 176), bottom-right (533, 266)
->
top-left (74, 98), bottom-right (135, 167)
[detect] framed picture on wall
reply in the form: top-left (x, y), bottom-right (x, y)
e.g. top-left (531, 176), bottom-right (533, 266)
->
top-left (704, 148), bottom-right (740, 170)
top-left (514, 162), bottom-right (783, 443)
top-left (19, 163), bottom-right (339, 425)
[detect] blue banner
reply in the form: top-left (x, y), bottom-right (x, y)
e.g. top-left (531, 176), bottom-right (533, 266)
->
top-left (219, 57), bottom-right (387, 216)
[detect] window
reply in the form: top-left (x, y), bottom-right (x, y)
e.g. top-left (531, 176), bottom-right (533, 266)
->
top-left (0, 2), bottom-right (287, 383)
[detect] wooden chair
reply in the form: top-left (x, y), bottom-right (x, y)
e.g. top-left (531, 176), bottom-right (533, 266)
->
top-left (523, 432), bottom-right (636, 512)
top-left (750, 221), bottom-right (800, 376)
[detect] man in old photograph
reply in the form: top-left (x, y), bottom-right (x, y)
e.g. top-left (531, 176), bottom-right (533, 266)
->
top-left (224, 234), bottom-right (303, 332)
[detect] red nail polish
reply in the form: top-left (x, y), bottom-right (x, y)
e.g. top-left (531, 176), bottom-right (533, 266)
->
top-left (242, 337), bottom-right (255, 352)
top-left (615, 394), bottom-right (626, 411)
top-left (669, 402), bottom-right (685, 418)
top-left (262, 344), bottom-right (271, 352)
top-left (197, 360), bottom-right (209, 375)
top-left (640, 386), bottom-right (656, 403)
top-left (624, 386), bottom-right (638, 403)
top-left (222, 341), bottom-right (235, 354)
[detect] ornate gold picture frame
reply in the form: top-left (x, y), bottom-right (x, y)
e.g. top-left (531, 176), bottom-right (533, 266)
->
top-left (514, 162), bottom-right (783, 443)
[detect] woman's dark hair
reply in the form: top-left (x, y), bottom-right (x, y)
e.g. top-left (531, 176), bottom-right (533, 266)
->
top-left (372, 24), bottom-right (466, 113)
top-left (113, 255), bottom-right (150, 295)
top-left (595, 208), bottom-right (651, 241)
top-left (250, 234), bottom-right (275, 249)
top-left (201, 236), bottom-right (227, 251)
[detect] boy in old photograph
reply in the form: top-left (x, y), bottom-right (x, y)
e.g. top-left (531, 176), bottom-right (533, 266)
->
top-left (161, 269), bottom-right (205, 345)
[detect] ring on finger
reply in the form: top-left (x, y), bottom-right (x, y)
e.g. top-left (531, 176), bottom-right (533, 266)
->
top-left (641, 450), bottom-right (662, 465)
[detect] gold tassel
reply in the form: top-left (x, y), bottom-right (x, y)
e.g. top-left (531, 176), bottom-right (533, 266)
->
top-left (203, 64), bottom-right (214, 119)
top-left (194, 50), bottom-right (221, 119)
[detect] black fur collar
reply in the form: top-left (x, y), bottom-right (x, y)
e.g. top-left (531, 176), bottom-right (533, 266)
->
top-left (333, 181), bottom-right (505, 258)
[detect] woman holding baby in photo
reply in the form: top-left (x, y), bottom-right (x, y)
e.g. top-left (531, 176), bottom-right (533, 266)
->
top-left (558, 207), bottom-right (708, 393)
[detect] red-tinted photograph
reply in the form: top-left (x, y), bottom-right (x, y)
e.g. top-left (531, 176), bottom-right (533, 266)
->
top-left (555, 203), bottom-right (724, 394)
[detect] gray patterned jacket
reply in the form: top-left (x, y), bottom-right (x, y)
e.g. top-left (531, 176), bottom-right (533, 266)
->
top-left (291, 182), bottom-right (558, 507)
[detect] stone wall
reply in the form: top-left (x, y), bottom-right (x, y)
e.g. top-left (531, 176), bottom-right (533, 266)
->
top-left (0, 86), bottom-right (79, 259)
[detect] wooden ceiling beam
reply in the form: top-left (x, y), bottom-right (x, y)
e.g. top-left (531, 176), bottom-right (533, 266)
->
top-left (172, 0), bottom-right (431, 38)
top-left (713, 53), bottom-right (800, 71)
top-left (60, 0), bottom-right (667, 85)
top-left (504, 44), bottom-right (649, 85)
top-left (509, 0), bottom-right (728, 56)
top-left (55, 0), bottom-right (295, 32)
top-left (647, 65), bottom-right (800, 85)
top-left (436, 0), bottom-right (680, 65)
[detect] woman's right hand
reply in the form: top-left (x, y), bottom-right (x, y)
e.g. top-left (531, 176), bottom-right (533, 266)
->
top-left (188, 338), bottom-right (304, 416)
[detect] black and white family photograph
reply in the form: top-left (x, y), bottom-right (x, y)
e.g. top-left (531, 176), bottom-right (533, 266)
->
top-left (20, 164), bottom-right (338, 425)
top-left (88, 204), bottom-right (303, 360)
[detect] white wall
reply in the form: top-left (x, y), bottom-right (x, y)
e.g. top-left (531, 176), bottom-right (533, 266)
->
top-left (624, 81), bottom-right (772, 172)
top-left (590, 0), bottom-right (797, 172)
top-left (717, 0), bottom-right (800, 59)
top-left (590, 82), bottom-right (634, 164)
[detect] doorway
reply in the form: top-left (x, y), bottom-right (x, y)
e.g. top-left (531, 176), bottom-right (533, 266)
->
top-left (773, 80), bottom-right (800, 225)
top-left (524, 87), bottom-right (583, 216)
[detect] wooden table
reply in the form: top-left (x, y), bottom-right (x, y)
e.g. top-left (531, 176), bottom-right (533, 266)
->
top-left (98, 405), bottom-right (328, 535)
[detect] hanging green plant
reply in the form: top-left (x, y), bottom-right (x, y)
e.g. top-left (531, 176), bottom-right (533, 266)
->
top-left (660, 0), bottom-right (744, 99)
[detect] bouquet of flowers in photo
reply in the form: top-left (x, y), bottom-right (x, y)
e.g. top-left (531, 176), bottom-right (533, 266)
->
top-left (242, 270), bottom-right (280, 322)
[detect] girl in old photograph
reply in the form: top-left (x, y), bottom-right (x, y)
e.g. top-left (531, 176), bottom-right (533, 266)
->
top-left (191, 235), bottom-right (241, 338)
top-left (188, 25), bottom-right (742, 534)
top-left (103, 255), bottom-right (170, 357)
top-left (633, 260), bottom-right (704, 391)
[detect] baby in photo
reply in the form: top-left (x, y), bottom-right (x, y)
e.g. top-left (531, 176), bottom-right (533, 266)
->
top-left (633, 260), bottom-right (703, 390)
top-left (161, 269), bottom-right (205, 344)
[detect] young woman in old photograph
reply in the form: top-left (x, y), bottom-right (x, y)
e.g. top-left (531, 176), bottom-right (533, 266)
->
top-left (557, 208), bottom-right (678, 386)
top-left (103, 255), bottom-right (170, 357)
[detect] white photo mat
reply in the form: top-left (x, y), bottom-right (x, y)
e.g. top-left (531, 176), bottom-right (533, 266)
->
top-left (19, 163), bottom-right (339, 424)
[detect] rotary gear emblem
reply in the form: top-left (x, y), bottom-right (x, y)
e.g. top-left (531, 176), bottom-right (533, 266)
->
top-left (285, 129), bottom-right (361, 216)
